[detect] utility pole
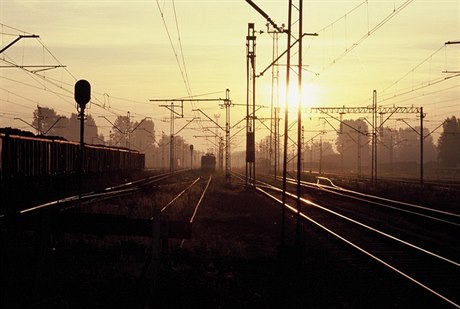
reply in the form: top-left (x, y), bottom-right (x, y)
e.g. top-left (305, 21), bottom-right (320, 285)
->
top-left (420, 107), bottom-right (424, 184)
top-left (127, 111), bottom-right (131, 148)
top-left (246, 23), bottom-right (257, 187)
top-left (152, 102), bottom-right (184, 173)
top-left (371, 90), bottom-right (377, 185)
top-left (214, 113), bottom-right (221, 171)
top-left (296, 0), bottom-right (304, 247)
top-left (223, 89), bottom-right (232, 181)
top-left (170, 103), bottom-right (175, 172)
top-left (190, 144), bottom-right (194, 170)
top-left (150, 92), bottom-right (232, 179)
top-left (246, 0), bottom-right (317, 250)
top-left (312, 105), bottom-right (422, 180)
top-left (357, 127), bottom-right (362, 178)
top-left (161, 132), bottom-right (165, 172)
top-left (319, 134), bottom-right (323, 174)
top-left (301, 125), bottom-right (305, 173)
top-left (246, 1), bottom-right (284, 182)
top-left (281, 1), bottom-right (292, 247)
top-left (274, 107), bottom-right (280, 180)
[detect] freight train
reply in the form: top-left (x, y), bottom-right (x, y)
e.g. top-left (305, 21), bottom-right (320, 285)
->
top-left (0, 128), bottom-right (145, 184)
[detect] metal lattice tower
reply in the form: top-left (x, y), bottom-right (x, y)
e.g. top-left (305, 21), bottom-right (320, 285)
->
top-left (246, 23), bottom-right (256, 186)
top-left (151, 91), bottom-right (233, 181)
top-left (311, 103), bottom-right (424, 183)
top-left (224, 89), bottom-right (232, 181)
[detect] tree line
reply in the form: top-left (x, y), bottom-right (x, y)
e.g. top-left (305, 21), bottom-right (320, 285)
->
top-left (253, 116), bottom-right (460, 174)
top-left (13, 107), bottom-right (460, 170)
top-left (22, 106), bottom-right (204, 169)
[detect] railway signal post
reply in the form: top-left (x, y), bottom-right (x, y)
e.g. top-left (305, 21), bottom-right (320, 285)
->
top-left (75, 79), bottom-right (91, 195)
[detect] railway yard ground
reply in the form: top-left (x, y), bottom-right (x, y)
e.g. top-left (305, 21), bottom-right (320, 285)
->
top-left (1, 171), bottom-right (458, 308)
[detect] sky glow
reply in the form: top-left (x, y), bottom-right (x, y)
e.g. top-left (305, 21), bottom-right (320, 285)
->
top-left (1, 1), bottom-right (459, 151)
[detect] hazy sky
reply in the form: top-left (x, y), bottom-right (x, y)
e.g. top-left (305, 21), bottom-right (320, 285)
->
top-left (1, 0), bottom-right (459, 152)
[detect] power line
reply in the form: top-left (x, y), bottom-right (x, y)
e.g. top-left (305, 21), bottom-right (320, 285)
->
top-left (380, 84), bottom-right (460, 108)
top-left (379, 73), bottom-right (460, 103)
top-left (172, 0), bottom-right (192, 97)
top-left (0, 23), bottom-right (151, 124)
top-left (315, 1), bottom-right (368, 34)
top-left (155, 0), bottom-right (192, 98)
top-left (382, 44), bottom-right (446, 94)
top-left (312, 0), bottom-right (414, 78)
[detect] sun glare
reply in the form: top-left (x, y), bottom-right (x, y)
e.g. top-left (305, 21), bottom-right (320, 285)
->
top-left (259, 82), bottom-right (322, 114)
top-left (279, 82), bottom-right (321, 111)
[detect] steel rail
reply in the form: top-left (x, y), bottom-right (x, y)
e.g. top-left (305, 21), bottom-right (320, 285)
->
top-left (1, 171), bottom-right (186, 218)
top-left (281, 176), bottom-right (460, 226)
top-left (160, 177), bottom-right (201, 213)
top-left (257, 180), bottom-right (459, 267)
top-left (188, 175), bottom-right (212, 223)
top-left (180, 175), bottom-right (213, 248)
top-left (311, 177), bottom-right (460, 218)
top-left (255, 185), bottom-right (460, 308)
top-left (314, 184), bottom-right (460, 226)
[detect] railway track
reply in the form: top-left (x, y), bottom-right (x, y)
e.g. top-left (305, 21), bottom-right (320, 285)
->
top-left (307, 176), bottom-right (460, 226)
top-left (236, 173), bottom-right (460, 308)
top-left (0, 170), bottom-right (186, 219)
top-left (331, 173), bottom-right (460, 196)
top-left (140, 173), bottom-right (213, 282)
top-left (1, 169), bottom-right (213, 240)
top-left (1, 170), bottom-right (214, 308)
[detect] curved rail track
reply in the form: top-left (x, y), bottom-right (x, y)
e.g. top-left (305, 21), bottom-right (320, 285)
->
top-left (312, 171), bottom-right (460, 193)
top-left (0, 170), bottom-right (187, 219)
top-left (235, 173), bottom-right (460, 308)
top-left (295, 176), bottom-right (460, 227)
top-left (1, 170), bottom-right (214, 308)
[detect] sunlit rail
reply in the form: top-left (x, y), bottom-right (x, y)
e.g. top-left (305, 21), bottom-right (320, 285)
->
top-left (284, 176), bottom-right (460, 227)
top-left (233, 172), bottom-right (460, 308)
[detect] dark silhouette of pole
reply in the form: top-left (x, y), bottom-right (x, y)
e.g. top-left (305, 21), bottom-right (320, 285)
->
top-left (74, 80), bottom-right (91, 196)
top-left (295, 0), bottom-right (303, 246)
top-left (420, 107), bottom-right (424, 184)
top-left (281, 0), bottom-right (293, 247)
top-left (246, 23), bottom-right (256, 186)
top-left (190, 144), bottom-right (194, 170)
top-left (371, 90), bottom-right (377, 185)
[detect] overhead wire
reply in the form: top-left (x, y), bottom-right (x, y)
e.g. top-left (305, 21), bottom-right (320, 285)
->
top-left (172, 0), bottom-right (192, 98)
top-left (313, 0), bottom-right (415, 78)
top-left (307, 4), bottom-right (457, 137)
top-left (0, 23), bottom-right (151, 128)
top-left (381, 44), bottom-right (447, 95)
top-left (379, 74), bottom-right (460, 104)
top-left (153, 1), bottom-right (221, 139)
top-left (155, 0), bottom-right (192, 98)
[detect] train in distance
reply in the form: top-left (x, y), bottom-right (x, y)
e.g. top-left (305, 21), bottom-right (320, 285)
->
top-left (201, 153), bottom-right (216, 171)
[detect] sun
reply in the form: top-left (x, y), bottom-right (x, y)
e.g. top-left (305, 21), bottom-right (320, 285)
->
top-left (281, 82), bottom-right (321, 110)
top-left (258, 81), bottom-right (322, 113)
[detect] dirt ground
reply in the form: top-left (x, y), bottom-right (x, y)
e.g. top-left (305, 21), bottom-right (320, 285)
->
top-left (2, 173), bottom-right (451, 308)
top-left (149, 174), bottom-right (451, 308)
